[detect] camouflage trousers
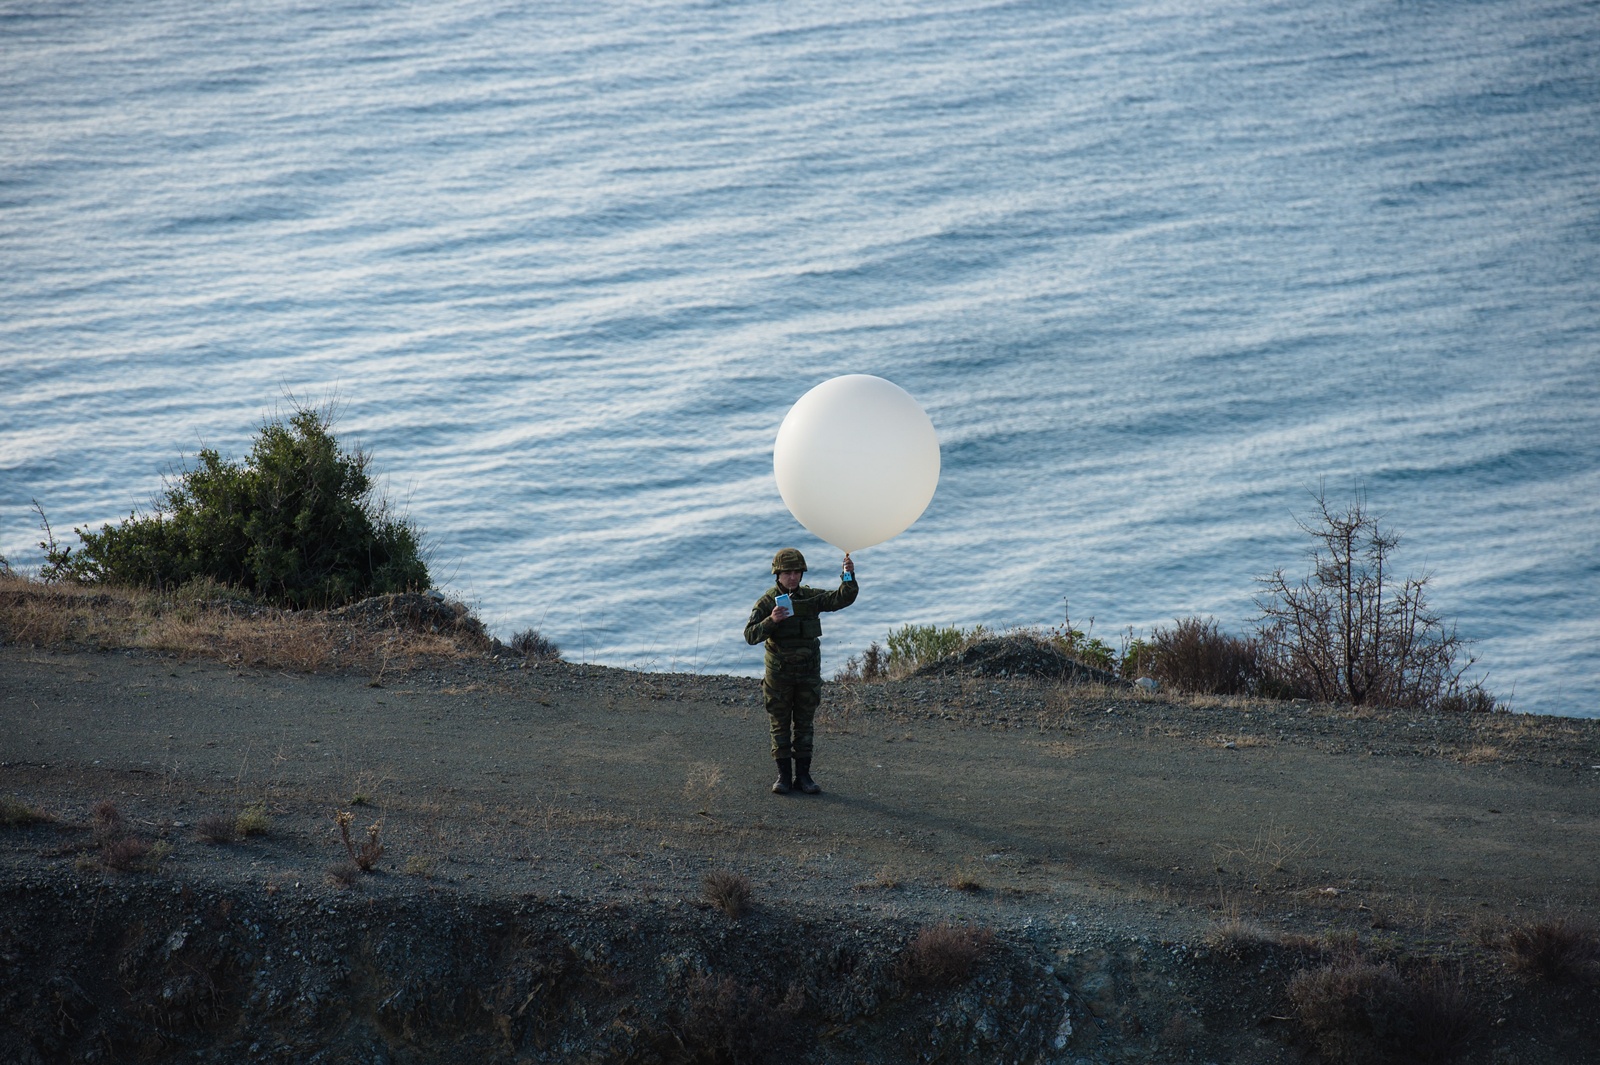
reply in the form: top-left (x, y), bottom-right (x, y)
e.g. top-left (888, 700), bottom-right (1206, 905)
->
top-left (763, 673), bottom-right (823, 760)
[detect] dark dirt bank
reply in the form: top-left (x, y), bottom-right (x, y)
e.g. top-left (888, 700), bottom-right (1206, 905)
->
top-left (2, 634), bottom-right (1598, 1064)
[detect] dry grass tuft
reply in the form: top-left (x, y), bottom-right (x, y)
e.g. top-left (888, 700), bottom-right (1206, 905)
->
top-left (1403, 963), bottom-right (1479, 1063)
top-left (0, 795), bottom-right (51, 826)
top-left (702, 870), bottom-right (753, 919)
top-left (683, 763), bottom-right (725, 815)
top-left (1206, 733), bottom-right (1271, 750)
top-left (1503, 918), bottom-right (1600, 983)
top-left (1215, 823), bottom-right (1317, 875)
top-left (90, 800), bottom-right (123, 841)
top-left (1206, 917), bottom-right (1291, 963)
top-left (195, 814), bottom-right (237, 844)
top-left (853, 867), bottom-right (900, 892)
top-left (898, 922), bottom-right (994, 988)
top-left (948, 869), bottom-right (984, 893)
top-left (1030, 739), bottom-right (1089, 758)
top-left (1467, 914), bottom-right (1504, 949)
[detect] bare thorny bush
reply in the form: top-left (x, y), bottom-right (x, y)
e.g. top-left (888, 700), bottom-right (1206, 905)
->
top-left (1255, 490), bottom-right (1494, 710)
top-left (335, 810), bottom-right (385, 872)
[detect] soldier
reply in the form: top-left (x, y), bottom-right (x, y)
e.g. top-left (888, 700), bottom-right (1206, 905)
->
top-left (744, 547), bottom-right (858, 794)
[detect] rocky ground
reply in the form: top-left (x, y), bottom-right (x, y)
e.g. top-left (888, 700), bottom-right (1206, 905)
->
top-left (2, 620), bottom-right (1598, 1063)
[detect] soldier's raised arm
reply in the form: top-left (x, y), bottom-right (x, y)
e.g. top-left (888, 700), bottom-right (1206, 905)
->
top-left (814, 555), bottom-right (859, 612)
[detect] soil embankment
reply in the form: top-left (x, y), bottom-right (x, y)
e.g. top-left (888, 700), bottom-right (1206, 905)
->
top-left (3, 643), bottom-right (1598, 1063)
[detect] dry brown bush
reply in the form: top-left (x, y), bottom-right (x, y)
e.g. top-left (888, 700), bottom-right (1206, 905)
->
top-left (99, 835), bottom-right (152, 872)
top-left (898, 922), bottom-right (994, 988)
top-left (1403, 963), bottom-right (1479, 1063)
top-left (195, 814), bottom-right (237, 844)
top-left (1503, 918), bottom-right (1600, 983)
top-left (1151, 616), bottom-right (1265, 696)
top-left (90, 799), bottom-right (123, 842)
top-left (702, 871), bottom-right (753, 919)
top-left (1256, 492), bottom-right (1491, 710)
top-left (1206, 917), bottom-right (1295, 963)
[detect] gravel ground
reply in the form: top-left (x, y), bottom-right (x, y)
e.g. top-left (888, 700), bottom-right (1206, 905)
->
top-left (2, 641), bottom-right (1598, 1063)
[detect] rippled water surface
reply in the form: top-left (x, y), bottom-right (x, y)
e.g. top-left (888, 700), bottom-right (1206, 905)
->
top-left (3, 0), bottom-right (1597, 714)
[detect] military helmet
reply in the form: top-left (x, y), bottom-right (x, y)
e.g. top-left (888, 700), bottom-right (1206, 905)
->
top-left (771, 547), bottom-right (807, 574)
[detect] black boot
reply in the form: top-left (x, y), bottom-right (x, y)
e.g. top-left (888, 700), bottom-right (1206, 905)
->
top-left (771, 758), bottom-right (793, 795)
top-left (794, 758), bottom-right (821, 795)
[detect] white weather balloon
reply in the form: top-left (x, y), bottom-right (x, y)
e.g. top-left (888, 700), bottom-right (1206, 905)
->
top-left (773, 374), bottom-right (940, 552)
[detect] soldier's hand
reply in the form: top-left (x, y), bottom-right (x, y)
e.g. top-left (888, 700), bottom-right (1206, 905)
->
top-left (769, 604), bottom-right (792, 624)
top-left (842, 553), bottom-right (855, 575)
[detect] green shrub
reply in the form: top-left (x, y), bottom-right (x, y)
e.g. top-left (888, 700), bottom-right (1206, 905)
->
top-left (885, 623), bottom-right (986, 674)
top-left (1043, 600), bottom-right (1117, 672)
top-left (234, 805), bottom-right (272, 838)
top-left (1119, 636), bottom-right (1156, 679)
top-left (41, 404), bottom-right (428, 608)
top-left (1048, 624), bottom-right (1116, 672)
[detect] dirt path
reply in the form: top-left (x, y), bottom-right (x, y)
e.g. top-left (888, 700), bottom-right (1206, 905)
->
top-left (5, 645), bottom-right (1596, 936)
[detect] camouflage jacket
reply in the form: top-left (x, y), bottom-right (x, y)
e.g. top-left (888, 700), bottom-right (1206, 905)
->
top-left (744, 575), bottom-right (860, 677)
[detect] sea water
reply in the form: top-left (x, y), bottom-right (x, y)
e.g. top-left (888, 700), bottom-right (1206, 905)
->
top-left (3, 0), bottom-right (1597, 715)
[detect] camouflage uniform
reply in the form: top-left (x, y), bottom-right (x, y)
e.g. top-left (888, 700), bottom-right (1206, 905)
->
top-left (743, 551), bottom-right (859, 761)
